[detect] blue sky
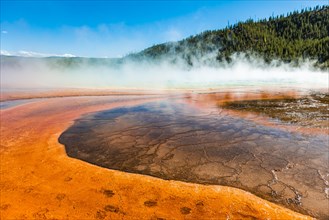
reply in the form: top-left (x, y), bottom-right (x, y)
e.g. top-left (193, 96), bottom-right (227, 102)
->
top-left (1, 0), bottom-right (327, 58)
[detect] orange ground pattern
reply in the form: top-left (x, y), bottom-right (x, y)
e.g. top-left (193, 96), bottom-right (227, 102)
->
top-left (0, 94), bottom-right (312, 219)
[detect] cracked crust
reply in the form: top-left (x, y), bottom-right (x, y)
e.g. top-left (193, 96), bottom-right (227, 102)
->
top-left (59, 99), bottom-right (328, 219)
top-left (0, 93), bottom-right (314, 220)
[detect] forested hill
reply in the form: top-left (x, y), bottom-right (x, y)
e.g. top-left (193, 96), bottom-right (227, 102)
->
top-left (129, 5), bottom-right (329, 69)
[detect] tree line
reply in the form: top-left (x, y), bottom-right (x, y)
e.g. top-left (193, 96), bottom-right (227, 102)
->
top-left (134, 5), bottom-right (329, 69)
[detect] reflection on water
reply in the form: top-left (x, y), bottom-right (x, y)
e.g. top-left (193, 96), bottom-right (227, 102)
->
top-left (221, 93), bottom-right (329, 129)
top-left (59, 97), bottom-right (329, 219)
top-left (0, 98), bottom-right (44, 110)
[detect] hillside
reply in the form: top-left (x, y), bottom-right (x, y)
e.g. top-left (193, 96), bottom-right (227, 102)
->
top-left (1, 6), bottom-right (328, 70)
top-left (130, 5), bottom-right (329, 69)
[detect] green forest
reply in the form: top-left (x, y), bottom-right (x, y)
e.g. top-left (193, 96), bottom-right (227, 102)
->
top-left (2, 6), bottom-right (328, 70)
top-left (132, 5), bottom-right (329, 69)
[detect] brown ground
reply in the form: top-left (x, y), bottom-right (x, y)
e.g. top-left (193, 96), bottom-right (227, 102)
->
top-left (184, 91), bottom-right (329, 135)
top-left (0, 88), bottom-right (168, 101)
top-left (0, 93), bottom-right (314, 219)
top-left (220, 93), bottom-right (329, 129)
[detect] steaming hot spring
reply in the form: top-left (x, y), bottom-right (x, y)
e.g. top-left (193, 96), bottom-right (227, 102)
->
top-left (1, 53), bottom-right (328, 220)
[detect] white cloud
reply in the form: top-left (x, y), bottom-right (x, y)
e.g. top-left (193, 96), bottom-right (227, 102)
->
top-left (0, 50), bottom-right (76, 57)
top-left (0, 50), bottom-right (11, 55)
top-left (165, 28), bottom-right (183, 41)
top-left (18, 51), bottom-right (76, 57)
top-left (2, 30), bottom-right (8, 34)
top-left (61, 53), bottom-right (76, 57)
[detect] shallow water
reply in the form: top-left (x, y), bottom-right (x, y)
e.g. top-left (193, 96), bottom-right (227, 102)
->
top-left (0, 98), bottom-right (44, 110)
top-left (59, 98), bottom-right (329, 219)
top-left (221, 93), bottom-right (329, 129)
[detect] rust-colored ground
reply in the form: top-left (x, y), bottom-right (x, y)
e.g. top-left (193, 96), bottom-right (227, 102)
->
top-left (0, 88), bottom-right (170, 101)
top-left (0, 93), bottom-right (313, 219)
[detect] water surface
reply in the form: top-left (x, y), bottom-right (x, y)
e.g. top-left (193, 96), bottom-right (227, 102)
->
top-left (59, 98), bottom-right (329, 219)
top-left (0, 99), bottom-right (44, 110)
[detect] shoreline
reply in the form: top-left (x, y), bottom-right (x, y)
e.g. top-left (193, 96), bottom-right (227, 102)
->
top-left (1, 85), bottom-right (327, 102)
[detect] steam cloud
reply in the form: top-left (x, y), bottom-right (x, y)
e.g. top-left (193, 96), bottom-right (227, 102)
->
top-left (1, 53), bottom-right (328, 90)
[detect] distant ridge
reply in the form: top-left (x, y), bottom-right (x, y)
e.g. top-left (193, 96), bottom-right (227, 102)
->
top-left (130, 5), bottom-right (329, 69)
top-left (2, 6), bottom-right (328, 70)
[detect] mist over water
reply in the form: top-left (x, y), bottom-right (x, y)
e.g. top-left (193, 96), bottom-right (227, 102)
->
top-left (1, 54), bottom-right (328, 90)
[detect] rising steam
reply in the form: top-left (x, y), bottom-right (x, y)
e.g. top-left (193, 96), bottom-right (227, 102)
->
top-left (1, 53), bottom-right (328, 90)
